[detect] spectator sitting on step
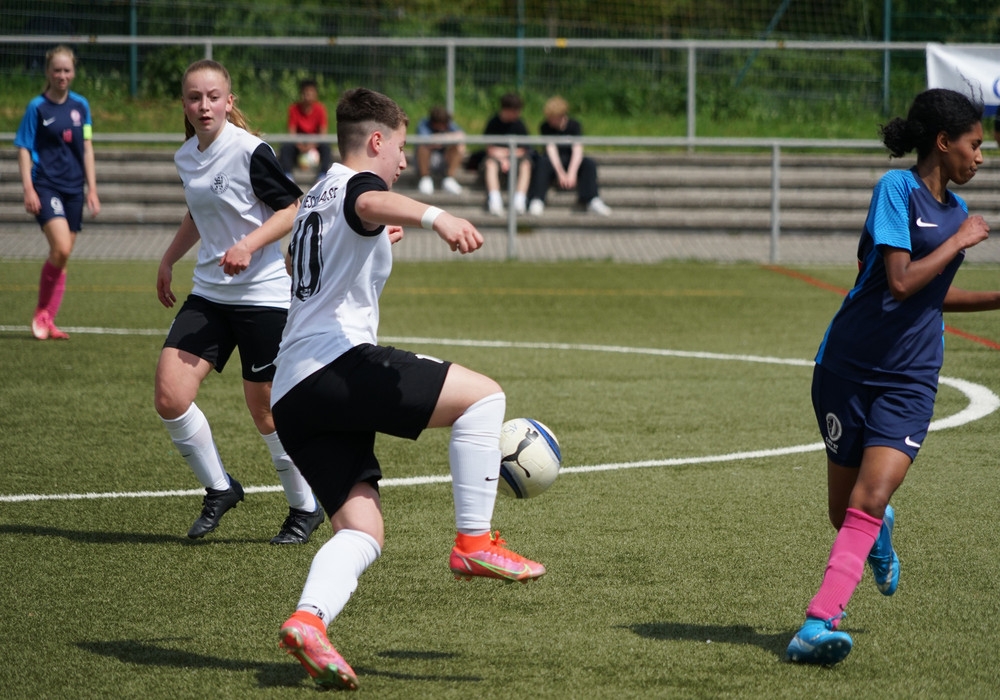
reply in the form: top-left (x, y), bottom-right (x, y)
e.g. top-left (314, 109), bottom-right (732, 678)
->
top-left (279, 79), bottom-right (333, 181)
top-left (527, 96), bottom-right (610, 217)
top-left (480, 92), bottom-right (534, 217)
top-left (416, 105), bottom-right (466, 196)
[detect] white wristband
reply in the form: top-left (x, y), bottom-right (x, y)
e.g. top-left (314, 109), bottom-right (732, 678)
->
top-left (421, 206), bottom-right (444, 230)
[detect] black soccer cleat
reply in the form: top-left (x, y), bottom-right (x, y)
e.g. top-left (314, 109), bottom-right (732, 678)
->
top-left (270, 506), bottom-right (326, 545)
top-left (187, 475), bottom-right (245, 538)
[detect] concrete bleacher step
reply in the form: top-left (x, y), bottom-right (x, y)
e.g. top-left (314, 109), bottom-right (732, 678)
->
top-left (3, 146), bottom-right (1000, 238)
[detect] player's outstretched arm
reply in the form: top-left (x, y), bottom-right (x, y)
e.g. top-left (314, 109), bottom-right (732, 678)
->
top-left (355, 190), bottom-right (483, 254)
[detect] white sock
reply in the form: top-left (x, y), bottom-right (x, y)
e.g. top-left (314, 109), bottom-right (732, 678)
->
top-left (161, 403), bottom-right (229, 491)
top-left (449, 392), bottom-right (505, 535)
top-left (488, 190), bottom-right (503, 207)
top-left (261, 431), bottom-right (317, 512)
top-left (513, 192), bottom-right (527, 211)
top-left (297, 529), bottom-right (381, 626)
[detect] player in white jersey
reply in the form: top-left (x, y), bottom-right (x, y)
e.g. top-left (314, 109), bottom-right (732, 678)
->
top-left (270, 88), bottom-right (545, 691)
top-left (153, 60), bottom-right (323, 545)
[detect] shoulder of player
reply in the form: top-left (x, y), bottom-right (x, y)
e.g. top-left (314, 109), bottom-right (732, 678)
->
top-left (67, 91), bottom-right (91, 109)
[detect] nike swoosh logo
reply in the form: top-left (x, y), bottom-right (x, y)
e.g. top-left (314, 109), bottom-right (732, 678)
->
top-left (485, 476), bottom-right (498, 481)
top-left (915, 217), bottom-right (938, 228)
top-left (251, 363), bottom-right (273, 373)
top-left (43, 117), bottom-right (56, 126)
top-left (904, 436), bottom-right (921, 448)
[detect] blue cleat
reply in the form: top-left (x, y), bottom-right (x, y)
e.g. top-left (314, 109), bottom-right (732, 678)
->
top-left (786, 616), bottom-right (853, 665)
top-left (868, 504), bottom-right (899, 596)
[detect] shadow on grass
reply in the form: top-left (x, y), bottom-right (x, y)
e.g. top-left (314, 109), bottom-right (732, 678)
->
top-left (0, 523), bottom-right (260, 546)
top-left (77, 638), bottom-right (307, 689)
top-left (77, 639), bottom-right (483, 687)
top-left (627, 621), bottom-right (793, 658)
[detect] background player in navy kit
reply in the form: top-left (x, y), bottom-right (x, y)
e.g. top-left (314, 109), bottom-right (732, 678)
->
top-left (154, 60), bottom-right (323, 545)
top-left (786, 88), bottom-right (1000, 666)
top-left (270, 87), bottom-right (545, 691)
top-left (15, 45), bottom-right (100, 340)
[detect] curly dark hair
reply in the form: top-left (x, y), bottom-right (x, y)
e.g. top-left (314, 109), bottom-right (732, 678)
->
top-left (879, 88), bottom-right (984, 160)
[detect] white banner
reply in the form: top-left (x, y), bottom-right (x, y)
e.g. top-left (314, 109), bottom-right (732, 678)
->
top-left (926, 43), bottom-right (1000, 116)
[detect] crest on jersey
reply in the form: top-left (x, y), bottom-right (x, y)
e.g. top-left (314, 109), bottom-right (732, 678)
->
top-left (211, 173), bottom-right (230, 195)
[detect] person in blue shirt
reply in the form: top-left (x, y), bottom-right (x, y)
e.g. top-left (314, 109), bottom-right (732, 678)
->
top-left (14, 45), bottom-right (100, 340)
top-left (415, 105), bottom-right (466, 196)
top-left (786, 88), bottom-right (1000, 666)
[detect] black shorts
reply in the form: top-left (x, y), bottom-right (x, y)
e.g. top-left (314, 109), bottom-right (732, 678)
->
top-left (163, 294), bottom-right (288, 382)
top-left (272, 343), bottom-right (451, 516)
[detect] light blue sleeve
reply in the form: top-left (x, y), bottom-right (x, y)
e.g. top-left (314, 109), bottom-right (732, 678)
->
top-left (865, 170), bottom-right (915, 251)
top-left (13, 97), bottom-right (41, 155)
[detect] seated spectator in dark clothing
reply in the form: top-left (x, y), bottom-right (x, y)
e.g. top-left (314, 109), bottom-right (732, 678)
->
top-left (527, 96), bottom-right (610, 216)
top-left (481, 92), bottom-right (533, 217)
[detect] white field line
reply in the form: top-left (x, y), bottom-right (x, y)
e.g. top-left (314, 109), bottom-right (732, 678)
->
top-left (2, 331), bottom-right (996, 503)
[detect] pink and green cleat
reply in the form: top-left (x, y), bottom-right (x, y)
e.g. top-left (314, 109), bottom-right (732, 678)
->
top-left (279, 616), bottom-right (358, 691)
top-left (449, 531), bottom-right (546, 582)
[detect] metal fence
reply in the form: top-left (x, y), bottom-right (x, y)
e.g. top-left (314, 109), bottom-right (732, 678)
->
top-left (0, 34), bottom-right (940, 137)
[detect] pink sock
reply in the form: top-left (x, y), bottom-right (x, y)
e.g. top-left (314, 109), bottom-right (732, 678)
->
top-left (805, 507), bottom-right (882, 625)
top-left (38, 262), bottom-right (66, 319)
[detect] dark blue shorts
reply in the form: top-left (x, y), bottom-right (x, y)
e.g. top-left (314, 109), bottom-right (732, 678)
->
top-left (34, 183), bottom-right (84, 232)
top-left (812, 364), bottom-right (935, 467)
top-left (163, 294), bottom-right (287, 382)
top-left (271, 343), bottom-right (451, 516)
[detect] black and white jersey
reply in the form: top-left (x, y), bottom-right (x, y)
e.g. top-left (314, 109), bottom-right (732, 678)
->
top-left (272, 163), bottom-right (391, 403)
top-left (174, 121), bottom-right (302, 306)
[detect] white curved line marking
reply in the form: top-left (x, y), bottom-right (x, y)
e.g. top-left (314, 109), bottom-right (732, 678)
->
top-left (2, 335), bottom-right (996, 503)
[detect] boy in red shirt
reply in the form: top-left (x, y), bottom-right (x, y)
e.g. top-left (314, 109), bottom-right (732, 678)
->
top-left (279, 79), bottom-right (332, 180)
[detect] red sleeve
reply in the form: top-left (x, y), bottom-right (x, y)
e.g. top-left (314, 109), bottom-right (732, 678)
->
top-left (287, 103), bottom-right (304, 133)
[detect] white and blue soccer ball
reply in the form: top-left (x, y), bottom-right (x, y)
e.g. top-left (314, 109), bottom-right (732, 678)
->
top-left (498, 418), bottom-right (562, 499)
top-left (298, 147), bottom-right (320, 169)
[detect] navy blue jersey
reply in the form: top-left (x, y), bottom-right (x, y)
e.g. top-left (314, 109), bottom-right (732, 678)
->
top-left (815, 167), bottom-right (968, 391)
top-left (14, 91), bottom-right (93, 191)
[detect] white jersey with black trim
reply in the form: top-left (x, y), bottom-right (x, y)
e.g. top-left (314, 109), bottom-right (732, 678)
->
top-left (174, 120), bottom-right (300, 306)
top-left (271, 163), bottom-right (392, 403)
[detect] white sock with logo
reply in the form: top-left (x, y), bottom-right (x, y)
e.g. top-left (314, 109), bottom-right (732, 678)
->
top-left (297, 528), bottom-right (381, 625)
top-left (261, 431), bottom-right (317, 512)
top-left (449, 392), bottom-right (505, 535)
top-left (161, 403), bottom-right (229, 491)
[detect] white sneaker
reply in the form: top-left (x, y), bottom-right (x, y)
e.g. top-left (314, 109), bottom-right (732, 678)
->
top-left (487, 198), bottom-right (506, 217)
top-left (418, 176), bottom-right (434, 196)
top-left (513, 193), bottom-right (527, 215)
top-left (587, 197), bottom-right (612, 216)
top-left (528, 199), bottom-right (545, 216)
top-left (441, 176), bottom-right (463, 195)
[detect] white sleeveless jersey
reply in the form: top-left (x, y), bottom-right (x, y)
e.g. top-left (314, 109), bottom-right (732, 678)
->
top-left (174, 121), bottom-right (301, 306)
top-left (271, 163), bottom-right (392, 403)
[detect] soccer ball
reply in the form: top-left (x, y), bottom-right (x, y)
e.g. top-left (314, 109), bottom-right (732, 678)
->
top-left (498, 418), bottom-right (561, 498)
top-left (298, 147), bottom-right (320, 169)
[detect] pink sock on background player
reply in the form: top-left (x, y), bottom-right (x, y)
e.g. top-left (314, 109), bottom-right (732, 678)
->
top-left (805, 507), bottom-right (882, 625)
top-left (38, 261), bottom-right (66, 319)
